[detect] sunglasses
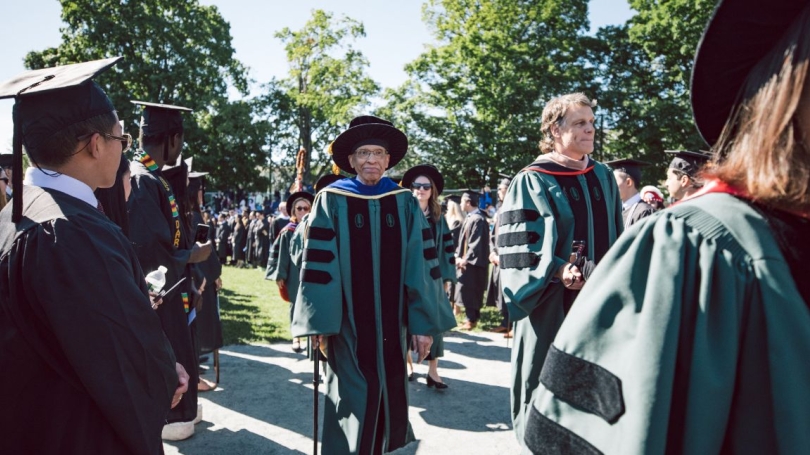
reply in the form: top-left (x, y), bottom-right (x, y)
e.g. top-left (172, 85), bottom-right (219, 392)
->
top-left (411, 182), bottom-right (432, 190)
top-left (295, 206), bottom-right (310, 212)
top-left (77, 131), bottom-right (133, 153)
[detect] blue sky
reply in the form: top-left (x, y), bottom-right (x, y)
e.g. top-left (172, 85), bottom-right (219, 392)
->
top-left (0, 0), bottom-right (635, 151)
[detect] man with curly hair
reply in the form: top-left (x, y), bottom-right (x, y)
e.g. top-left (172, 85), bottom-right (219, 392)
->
top-left (498, 93), bottom-right (623, 447)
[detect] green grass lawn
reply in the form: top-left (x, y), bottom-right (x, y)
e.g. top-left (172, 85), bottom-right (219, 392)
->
top-left (218, 265), bottom-right (291, 345)
top-left (218, 265), bottom-right (505, 346)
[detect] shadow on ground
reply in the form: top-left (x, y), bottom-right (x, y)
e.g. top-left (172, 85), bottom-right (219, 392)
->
top-left (166, 336), bottom-right (517, 454)
top-left (166, 423), bottom-right (308, 454)
top-left (407, 375), bottom-right (512, 433)
top-left (442, 331), bottom-right (512, 362)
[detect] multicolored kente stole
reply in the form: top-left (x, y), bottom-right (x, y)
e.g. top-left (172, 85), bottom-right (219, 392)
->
top-left (138, 152), bottom-right (182, 248)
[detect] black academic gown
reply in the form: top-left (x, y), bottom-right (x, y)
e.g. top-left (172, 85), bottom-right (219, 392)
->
top-left (232, 221), bottom-right (247, 261)
top-left (622, 197), bottom-right (657, 229)
top-left (216, 221), bottom-right (231, 262)
top-left (257, 217), bottom-right (271, 268)
top-left (245, 218), bottom-right (256, 264)
top-left (454, 208), bottom-right (490, 319)
top-left (128, 160), bottom-right (198, 423)
top-left (193, 213), bottom-right (223, 354)
top-left (270, 215), bottom-right (289, 243)
top-left (485, 214), bottom-right (504, 312)
top-left (0, 186), bottom-right (177, 455)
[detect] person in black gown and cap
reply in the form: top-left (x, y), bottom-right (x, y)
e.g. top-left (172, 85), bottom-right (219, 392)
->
top-left (0, 58), bottom-right (184, 455)
top-left (605, 158), bottom-right (657, 228)
top-left (128, 100), bottom-right (213, 440)
top-left (0, 153), bottom-right (13, 202)
top-left (665, 149), bottom-right (711, 202)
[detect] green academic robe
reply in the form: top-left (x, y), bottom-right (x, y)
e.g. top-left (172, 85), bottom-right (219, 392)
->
top-left (427, 215), bottom-right (457, 358)
top-left (498, 158), bottom-right (623, 446)
top-left (292, 181), bottom-right (455, 455)
top-left (288, 215), bottom-right (320, 360)
top-left (524, 192), bottom-right (810, 454)
top-left (265, 222), bottom-right (300, 308)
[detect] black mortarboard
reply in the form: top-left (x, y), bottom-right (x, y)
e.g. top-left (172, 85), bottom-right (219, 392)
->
top-left (691, 0), bottom-right (810, 146)
top-left (0, 153), bottom-right (12, 168)
top-left (314, 174), bottom-right (345, 193)
top-left (665, 150), bottom-right (712, 178)
top-left (400, 164), bottom-right (445, 195)
top-left (460, 189), bottom-right (480, 206)
top-left (161, 155), bottom-right (189, 207)
top-left (183, 157), bottom-right (208, 179)
top-left (331, 115), bottom-right (408, 174)
top-left (185, 157), bottom-right (208, 196)
top-left (131, 100), bottom-right (192, 137)
top-left (604, 158), bottom-right (650, 187)
top-left (0, 57), bottom-right (122, 222)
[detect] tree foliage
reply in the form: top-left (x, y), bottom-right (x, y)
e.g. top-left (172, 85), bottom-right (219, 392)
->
top-left (262, 10), bottom-right (379, 184)
top-left (391, 0), bottom-right (595, 189)
top-left (24, 0), bottom-right (253, 188)
top-left (195, 99), bottom-right (272, 192)
top-left (21, 0), bottom-right (722, 193)
top-left (590, 0), bottom-right (714, 180)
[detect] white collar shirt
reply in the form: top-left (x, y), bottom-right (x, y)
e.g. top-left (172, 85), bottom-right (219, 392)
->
top-left (24, 167), bottom-right (99, 208)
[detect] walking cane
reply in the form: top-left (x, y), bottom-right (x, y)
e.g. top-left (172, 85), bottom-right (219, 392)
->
top-left (313, 336), bottom-right (320, 455)
top-left (213, 349), bottom-right (220, 384)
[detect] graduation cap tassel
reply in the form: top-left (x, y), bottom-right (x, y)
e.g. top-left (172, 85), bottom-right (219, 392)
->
top-left (11, 103), bottom-right (23, 223)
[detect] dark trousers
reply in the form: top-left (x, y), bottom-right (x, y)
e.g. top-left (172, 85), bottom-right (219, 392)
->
top-left (455, 265), bottom-right (488, 322)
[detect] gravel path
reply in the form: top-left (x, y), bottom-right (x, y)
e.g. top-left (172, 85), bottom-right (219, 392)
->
top-left (164, 330), bottom-right (521, 454)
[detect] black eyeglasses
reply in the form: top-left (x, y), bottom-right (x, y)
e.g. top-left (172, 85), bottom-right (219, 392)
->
top-left (77, 131), bottom-right (133, 153)
top-left (411, 182), bottom-right (432, 190)
top-left (354, 149), bottom-right (388, 160)
top-left (295, 206), bottom-right (310, 212)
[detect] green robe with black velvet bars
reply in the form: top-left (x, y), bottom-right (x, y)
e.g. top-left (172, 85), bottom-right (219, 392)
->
top-left (292, 178), bottom-right (455, 455)
top-left (426, 215), bottom-right (457, 359)
top-left (265, 222), bottom-right (300, 308)
top-left (523, 192), bottom-right (810, 455)
top-left (498, 156), bottom-right (623, 447)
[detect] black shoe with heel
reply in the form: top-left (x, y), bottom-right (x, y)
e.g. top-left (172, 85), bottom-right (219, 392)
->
top-left (426, 375), bottom-right (448, 389)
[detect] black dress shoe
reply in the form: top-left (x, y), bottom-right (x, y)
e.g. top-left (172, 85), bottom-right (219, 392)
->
top-left (426, 375), bottom-right (448, 389)
top-left (408, 373), bottom-right (415, 382)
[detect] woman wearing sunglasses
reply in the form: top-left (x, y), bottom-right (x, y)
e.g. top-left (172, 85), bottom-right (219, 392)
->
top-left (266, 190), bottom-right (314, 353)
top-left (401, 164), bottom-right (456, 389)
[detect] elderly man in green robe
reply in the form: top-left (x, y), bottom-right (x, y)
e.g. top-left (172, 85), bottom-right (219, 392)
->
top-left (292, 116), bottom-right (455, 455)
top-left (498, 93), bottom-right (623, 447)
